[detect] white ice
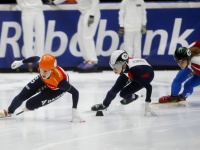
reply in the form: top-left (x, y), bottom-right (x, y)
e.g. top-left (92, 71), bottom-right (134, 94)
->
top-left (0, 71), bottom-right (200, 150)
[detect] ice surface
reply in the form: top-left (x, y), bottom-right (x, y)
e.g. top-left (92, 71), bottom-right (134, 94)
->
top-left (0, 71), bottom-right (200, 150)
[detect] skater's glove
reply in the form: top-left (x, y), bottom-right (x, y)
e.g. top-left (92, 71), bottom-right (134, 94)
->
top-left (141, 25), bottom-right (146, 34)
top-left (71, 108), bottom-right (85, 123)
top-left (88, 15), bottom-right (94, 27)
top-left (118, 27), bottom-right (124, 36)
top-left (11, 60), bottom-right (23, 69)
top-left (43, 0), bottom-right (55, 5)
top-left (144, 102), bottom-right (157, 116)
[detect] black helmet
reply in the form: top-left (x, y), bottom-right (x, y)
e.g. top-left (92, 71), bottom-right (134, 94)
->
top-left (174, 47), bottom-right (191, 62)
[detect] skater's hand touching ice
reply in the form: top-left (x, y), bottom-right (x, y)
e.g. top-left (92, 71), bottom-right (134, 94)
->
top-left (71, 108), bottom-right (85, 123)
top-left (144, 102), bottom-right (156, 116)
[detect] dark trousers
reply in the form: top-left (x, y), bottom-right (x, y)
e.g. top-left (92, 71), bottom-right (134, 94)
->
top-left (103, 70), bottom-right (154, 106)
top-left (8, 75), bottom-right (65, 113)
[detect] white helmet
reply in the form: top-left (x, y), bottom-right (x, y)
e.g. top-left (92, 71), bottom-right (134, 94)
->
top-left (109, 50), bottom-right (129, 69)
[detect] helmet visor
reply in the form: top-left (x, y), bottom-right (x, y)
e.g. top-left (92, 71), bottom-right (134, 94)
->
top-left (40, 67), bottom-right (53, 73)
top-left (174, 55), bottom-right (189, 62)
top-left (109, 61), bottom-right (124, 70)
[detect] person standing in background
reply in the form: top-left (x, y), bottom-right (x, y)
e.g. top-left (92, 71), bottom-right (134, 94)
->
top-left (16, 0), bottom-right (45, 72)
top-left (118, 0), bottom-right (147, 58)
top-left (17, 0), bottom-right (66, 72)
top-left (76, 0), bottom-right (101, 72)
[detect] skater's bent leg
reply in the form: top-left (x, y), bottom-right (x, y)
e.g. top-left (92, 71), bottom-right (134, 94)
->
top-left (120, 81), bottom-right (143, 101)
top-left (182, 75), bottom-right (200, 98)
top-left (103, 90), bottom-right (118, 106)
top-left (8, 94), bottom-right (27, 114)
top-left (8, 86), bottom-right (38, 113)
top-left (120, 70), bottom-right (154, 102)
top-left (8, 75), bottom-right (45, 113)
top-left (103, 74), bottom-right (129, 106)
top-left (171, 68), bottom-right (193, 95)
top-left (25, 89), bottom-right (65, 110)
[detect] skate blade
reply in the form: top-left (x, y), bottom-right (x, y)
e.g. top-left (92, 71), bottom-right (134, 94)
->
top-left (151, 101), bottom-right (187, 105)
top-left (82, 109), bottom-right (108, 114)
top-left (0, 116), bottom-right (12, 119)
top-left (82, 110), bottom-right (95, 114)
top-left (115, 104), bottom-right (122, 107)
top-left (115, 103), bottom-right (129, 107)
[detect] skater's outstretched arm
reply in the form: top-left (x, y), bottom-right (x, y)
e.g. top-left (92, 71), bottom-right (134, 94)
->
top-left (22, 56), bottom-right (40, 64)
top-left (11, 56), bottom-right (40, 69)
top-left (58, 79), bottom-right (84, 122)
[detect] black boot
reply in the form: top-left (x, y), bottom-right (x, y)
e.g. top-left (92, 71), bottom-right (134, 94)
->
top-left (91, 103), bottom-right (108, 111)
top-left (120, 94), bottom-right (139, 105)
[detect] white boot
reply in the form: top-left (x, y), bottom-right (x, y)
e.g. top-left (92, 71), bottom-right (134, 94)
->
top-left (0, 109), bottom-right (12, 118)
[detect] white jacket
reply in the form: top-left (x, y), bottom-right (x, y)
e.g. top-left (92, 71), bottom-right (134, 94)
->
top-left (76, 0), bottom-right (99, 16)
top-left (119, 0), bottom-right (147, 31)
top-left (16, 0), bottom-right (43, 14)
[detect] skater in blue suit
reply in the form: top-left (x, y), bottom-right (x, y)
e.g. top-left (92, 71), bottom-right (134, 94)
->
top-left (159, 40), bottom-right (200, 103)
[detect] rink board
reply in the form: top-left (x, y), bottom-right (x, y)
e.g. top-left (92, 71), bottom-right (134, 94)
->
top-left (0, 3), bottom-right (200, 68)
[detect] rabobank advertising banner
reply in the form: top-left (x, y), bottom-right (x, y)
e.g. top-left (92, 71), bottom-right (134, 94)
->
top-left (0, 3), bottom-right (200, 68)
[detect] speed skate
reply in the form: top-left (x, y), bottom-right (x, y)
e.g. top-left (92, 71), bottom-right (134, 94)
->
top-left (115, 94), bottom-right (146, 107)
top-left (82, 109), bottom-right (108, 114)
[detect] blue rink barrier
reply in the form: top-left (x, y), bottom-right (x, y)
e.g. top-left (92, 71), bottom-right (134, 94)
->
top-left (0, 3), bottom-right (200, 69)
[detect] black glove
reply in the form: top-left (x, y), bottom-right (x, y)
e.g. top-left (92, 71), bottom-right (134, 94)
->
top-left (118, 27), bottom-right (124, 37)
top-left (43, 0), bottom-right (55, 5)
top-left (88, 15), bottom-right (94, 27)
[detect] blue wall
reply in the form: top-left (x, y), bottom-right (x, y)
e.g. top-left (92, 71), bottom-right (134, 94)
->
top-left (0, 7), bottom-right (200, 68)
